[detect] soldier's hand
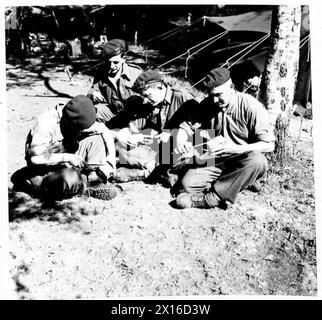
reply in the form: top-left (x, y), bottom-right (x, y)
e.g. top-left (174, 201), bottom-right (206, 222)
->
top-left (127, 133), bottom-right (145, 147)
top-left (213, 144), bottom-right (243, 157)
top-left (207, 139), bottom-right (218, 155)
top-left (65, 154), bottom-right (85, 168)
top-left (207, 136), bottom-right (228, 155)
top-left (175, 128), bottom-right (192, 154)
top-left (117, 128), bottom-right (145, 147)
top-left (89, 90), bottom-right (106, 103)
top-left (175, 141), bottom-right (193, 155)
top-left (156, 132), bottom-right (171, 144)
top-left (142, 135), bottom-right (154, 145)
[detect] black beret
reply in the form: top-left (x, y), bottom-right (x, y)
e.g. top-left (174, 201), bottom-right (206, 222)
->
top-left (132, 70), bottom-right (163, 92)
top-left (203, 67), bottom-right (231, 90)
top-left (102, 39), bottom-right (128, 59)
top-left (62, 95), bottom-right (96, 130)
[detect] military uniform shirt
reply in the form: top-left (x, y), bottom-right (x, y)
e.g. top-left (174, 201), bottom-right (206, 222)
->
top-left (131, 85), bottom-right (195, 133)
top-left (25, 103), bottom-right (66, 162)
top-left (180, 91), bottom-right (276, 145)
top-left (89, 62), bottom-right (142, 114)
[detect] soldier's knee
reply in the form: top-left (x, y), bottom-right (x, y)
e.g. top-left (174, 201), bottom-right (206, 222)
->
top-left (40, 168), bottom-right (85, 201)
top-left (181, 173), bottom-right (196, 193)
top-left (247, 151), bottom-right (268, 171)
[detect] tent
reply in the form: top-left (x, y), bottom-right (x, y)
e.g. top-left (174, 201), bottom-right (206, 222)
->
top-left (204, 9), bottom-right (272, 34)
top-left (154, 9), bottom-right (273, 77)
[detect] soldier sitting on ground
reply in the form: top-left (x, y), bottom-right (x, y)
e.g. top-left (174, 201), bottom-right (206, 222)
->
top-left (172, 67), bottom-right (275, 209)
top-left (113, 69), bottom-right (197, 183)
top-left (11, 95), bottom-right (118, 201)
top-left (87, 39), bottom-right (142, 127)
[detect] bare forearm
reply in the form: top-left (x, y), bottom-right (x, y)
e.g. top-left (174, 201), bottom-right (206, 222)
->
top-left (30, 153), bottom-right (72, 166)
top-left (238, 141), bottom-right (275, 154)
top-left (116, 128), bottom-right (131, 142)
top-left (176, 128), bottom-right (189, 143)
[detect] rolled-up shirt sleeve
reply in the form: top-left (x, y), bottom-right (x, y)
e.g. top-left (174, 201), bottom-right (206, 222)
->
top-left (26, 108), bottom-right (62, 159)
top-left (178, 99), bottom-right (204, 136)
top-left (247, 100), bottom-right (276, 143)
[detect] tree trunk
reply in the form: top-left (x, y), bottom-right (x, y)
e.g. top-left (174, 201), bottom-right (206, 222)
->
top-left (259, 5), bottom-right (301, 164)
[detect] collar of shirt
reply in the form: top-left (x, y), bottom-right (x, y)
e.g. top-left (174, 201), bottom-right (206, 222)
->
top-left (121, 63), bottom-right (132, 81)
top-left (55, 103), bottom-right (65, 123)
top-left (119, 63), bottom-right (139, 88)
top-left (222, 91), bottom-right (238, 114)
top-left (157, 85), bottom-right (172, 110)
top-left (164, 85), bottom-right (172, 105)
top-left (55, 103), bottom-right (65, 141)
top-left (102, 63), bottom-right (133, 88)
top-left (155, 85), bottom-right (172, 130)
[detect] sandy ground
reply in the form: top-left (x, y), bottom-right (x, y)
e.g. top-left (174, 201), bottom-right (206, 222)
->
top-left (6, 58), bottom-right (316, 299)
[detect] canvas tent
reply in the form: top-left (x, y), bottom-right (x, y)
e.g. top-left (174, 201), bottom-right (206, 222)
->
top-left (204, 9), bottom-right (272, 34)
top-left (206, 9), bottom-right (311, 105)
top-left (200, 9), bottom-right (272, 69)
top-left (167, 10), bottom-right (273, 85)
top-left (189, 9), bottom-right (310, 106)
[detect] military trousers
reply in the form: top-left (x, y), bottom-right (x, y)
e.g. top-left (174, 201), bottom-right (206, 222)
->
top-left (179, 151), bottom-right (268, 204)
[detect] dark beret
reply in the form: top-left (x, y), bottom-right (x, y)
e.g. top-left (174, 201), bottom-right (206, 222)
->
top-left (132, 70), bottom-right (163, 92)
top-left (102, 39), bottom-right (128, 59)
top-left (62, 95), bottom-right (96, 130)
top-left (203, 67), bottom-right (231, 90)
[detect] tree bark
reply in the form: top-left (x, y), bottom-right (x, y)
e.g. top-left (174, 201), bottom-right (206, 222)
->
top-left (259, 5), bottom-right (301, 163)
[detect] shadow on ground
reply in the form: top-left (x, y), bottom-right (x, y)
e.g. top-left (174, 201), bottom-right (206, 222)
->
top-left (8, 189), bottom-right (98, 224)
top-left (6, 58), bottom-right (74, 99)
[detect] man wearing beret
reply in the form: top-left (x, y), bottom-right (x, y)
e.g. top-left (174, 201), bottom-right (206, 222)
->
top-left (11, 95), bottom-right (118, 201)
top-left (173, 67), bottom-right (275, 209)
top-left (114, 69), bottom-right (196, 182)
top-left (87, 39), bottom-right (142, 126)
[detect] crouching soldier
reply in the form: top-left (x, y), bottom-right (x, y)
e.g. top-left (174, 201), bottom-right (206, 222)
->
top-left (11, 95), bottom-right (118, 201)
top-left (113, 69), bottom-right (196, 182)
top-left (173, 67), bottom-right (275, 209)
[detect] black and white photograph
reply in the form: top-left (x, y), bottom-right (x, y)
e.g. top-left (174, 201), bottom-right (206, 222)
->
top-left (2, 1), bottom-right (320, 300)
